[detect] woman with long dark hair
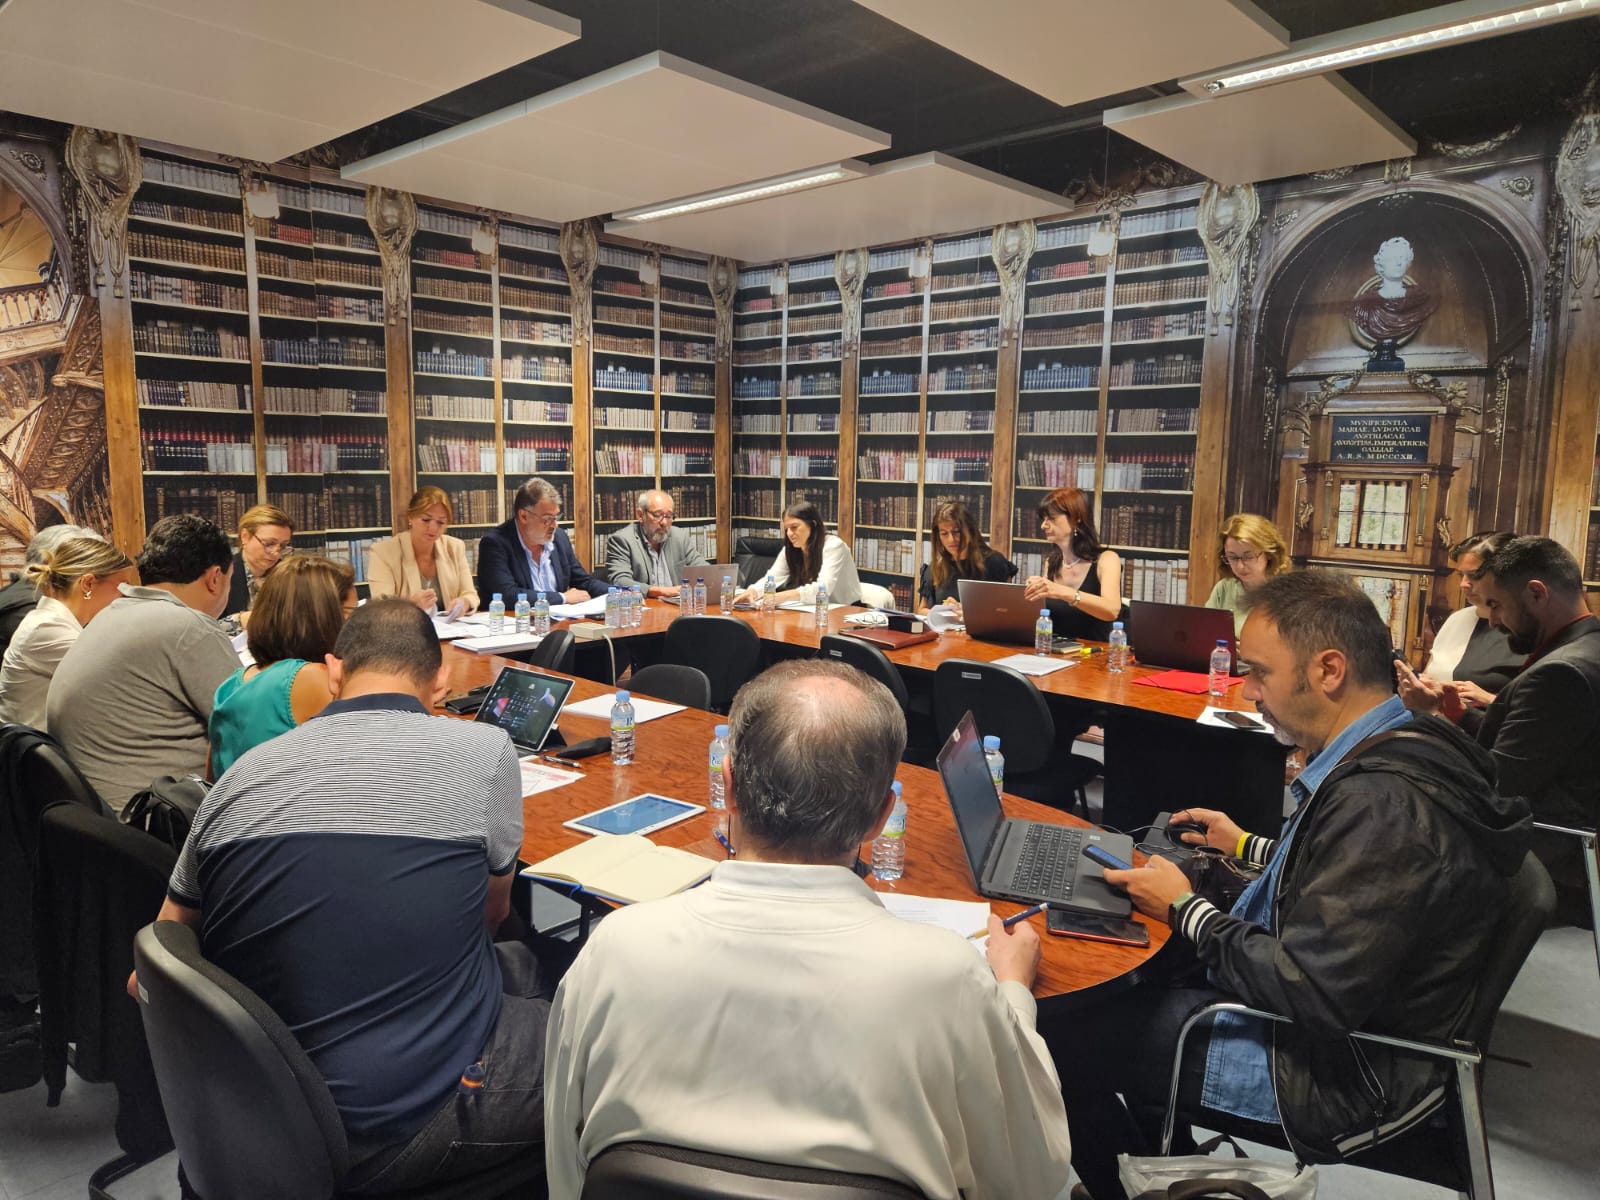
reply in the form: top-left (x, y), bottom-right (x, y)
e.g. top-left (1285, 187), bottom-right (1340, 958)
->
top-left (736, 500), bottom-right (861, 608)
top-left (1022, 487), bottom-right (1123, 641)
top-left (917, 500), bottom-right (1015, 613)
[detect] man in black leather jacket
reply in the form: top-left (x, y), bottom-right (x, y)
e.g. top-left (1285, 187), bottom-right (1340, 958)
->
top-left (1051, 572), bottom-right (1528, 1200)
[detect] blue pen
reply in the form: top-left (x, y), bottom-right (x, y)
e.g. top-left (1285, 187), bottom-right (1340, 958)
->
top-left (712, 828), bottom-right (735, 858)
top-left (968, 901), bottom-right (1047, 939)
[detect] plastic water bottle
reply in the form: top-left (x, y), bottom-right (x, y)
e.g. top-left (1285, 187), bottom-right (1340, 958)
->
top-left (610, 690), bottom-right (635, 765)
top-left (1034, 608), bottom-right (1053, 655)
top-left (678, 577), bottom-right (691, 611)
top-left (693, 576), bottom-right (707, 616)
top-left (533, 592), bottom-right (550, 637)
top-left (814, 583), bottom-right (828, 628)
top-left (720, 575), bottom-right (735, 613)
top-left (514, 593), bottom-right (530, 635)
top-left (1209, 639), bottom-right (1231, 699)
top-left (629, 585), bottom-right (643, 627)
top-left (488, 593), bottom-right (505, 634)
top-left (708, 724), bottom-right (729, 811)
top-left (872, 781), bottom-right (907, 881)
top-left (1109, 621), bottom-right (1129, 674)
top-left (604, 587), bottom-right (619, 629)
top-left (983, 735), bottom-right (1005, 799)
top-left (762, 573), bottom-right (776, 610)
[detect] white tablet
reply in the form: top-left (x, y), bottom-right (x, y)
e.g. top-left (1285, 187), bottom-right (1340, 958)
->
top-left (562, 793), bottom-right (705, 837)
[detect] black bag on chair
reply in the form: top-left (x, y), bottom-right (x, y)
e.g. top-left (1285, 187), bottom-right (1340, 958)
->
top-left (121, 774), bottom-right (209, 851)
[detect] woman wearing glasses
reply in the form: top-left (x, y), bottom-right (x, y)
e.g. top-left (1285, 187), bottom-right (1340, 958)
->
top-left (225, 504), bottom-right (295, 619)
top-left (209, 555), bottom-right (357, 776)
top-left (1205, 513), bottom-right (1293, 635)
top-left (368, 486), bottom-right (482, 615)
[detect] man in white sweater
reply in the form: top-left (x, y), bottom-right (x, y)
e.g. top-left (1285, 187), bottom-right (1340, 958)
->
top-left (544, 658), bottom-right (1073, 1199)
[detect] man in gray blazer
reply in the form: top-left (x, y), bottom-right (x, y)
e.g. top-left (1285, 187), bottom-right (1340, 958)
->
top-left (604, 489), bottom-right (706, 598)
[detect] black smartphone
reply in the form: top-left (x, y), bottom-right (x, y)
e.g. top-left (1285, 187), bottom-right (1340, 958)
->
top-left (1082, 844), bottom-right (1133, 872)
top-left (1216, 711), bottom-right (1264, 730)
top-left (1047, 908), bottom-right (1150, 947)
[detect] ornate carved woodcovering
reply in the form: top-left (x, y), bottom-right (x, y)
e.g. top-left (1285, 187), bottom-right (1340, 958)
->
top-left (834, 247), bottom-right (869, 357)
top-left (708, 255), bottom-right (737, 357)
top-left (364, 185), bottom-right (417, 326)
top-left (560, 217), bottom-right (599, 347)
top-left (1198, 182), bottom-right (1259, 334)
top-left (64, 127), bottom-right (141, 297)
top-left (991, 220), bottom-right (1036, 348)
top-left (1554, 71), bottom-right (1600, 310)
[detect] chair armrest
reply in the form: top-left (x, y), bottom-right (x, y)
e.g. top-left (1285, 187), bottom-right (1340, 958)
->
top-left (1531, 821), bottom-right (1597, 844)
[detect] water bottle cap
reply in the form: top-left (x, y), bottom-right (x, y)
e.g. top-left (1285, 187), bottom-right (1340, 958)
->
top-left (714, 724), bottom-right (729, 737)
top-left (1040, 609), bottom-right (1050, 617)
top-left (983, 735), bottom-right (1000, 751)
top-left (892, 780), bottom-right (903, 796)
top-left (492, 593), bottom-right (502, 601)
top-left (1113, 621), bottom-right (1125, 630)
top-left (615, 690), bottom-right (630, 702)
top-left (517, 593), bottom-right (527, 601)
top-left (1216, 639), bottom-right (1228, 647)
top-left (723, 576), bottom-right (732, 583)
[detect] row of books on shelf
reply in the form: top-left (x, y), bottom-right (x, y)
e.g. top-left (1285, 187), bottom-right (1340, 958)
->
top-left (506, 355), bottom-right (575, 384)
top-left (660, 285), bottom-right (711, 307)
top-left (1114, 275), bottom-right (1207, 306)
top-left (266, 336), bottom-right (384, 368)
top-left (1022, 323), bottom-right (1101, 349)
top-left (865, 279), bottom-right (916, 300)
top-left (596, 303), bottom-right (650, 329)
top-left (1109, 407), bottom-right (1199, 432)
top-left (593, 485), bottom-right (715, 524)
top-left (268, 387), bottom-right (385, 416)
top-left (135, 322), bottom-right (248, 359)
top-left (735, 451), bottom-right (833, 476)
top-left (856, 492), bottom-right (993, 530)
top-left (855, 536), bottom-right (918, 577)
top-left (862, 370), bottom-right (918, 394)
top-left (1029, 259), bottom-right (1099, 283)
top-left (734, 415), bottom-right (781, 434)
top-left (789, 337), bottom-right (843, 361)
top-left (788, 373), bottom-right (842, 397)
top-left (1018, 455), bottom-right (1097, 489)
top-left (131, 198), bottom-right (241, 233)
top-left (131, 272), bottom-right (246, 310)
top-left (595, 364), bottom-right (654, 391)
top-left (865, 304), bottom-right (924, 330)
top-left (1104, 455), bottom-right (1195, 490)
top-left (737, 317), bottom-right (783, 338)
top-left (1110, 310), bottom-right (1208, 342)
top-left (664, 410), bottom-right (715, 432)
top-left (596, 406), bottom-right (655, 430)
top-left (1019, 409), bottom-right (1097, 434)
top-left (506, 397), bottom-right (572, 423)
top-left (928, 411), bottom-right (994, 432)
top-left (930, 327), bottom-right (1000, 353)
top-left (314, 259), bottom-right (381, 289)
top-left (929, 296), bottom-right (1000, 323)
top-left (316, 294), bottom-right (385, 322)
top-left (594, 447), bottom-right (657, 475)
top-left (263, 437), bottom-right (387, 474)
top-left (1027, 287), bottom-right (1105, 317)
top-left (1120, 208), bottom-right (1198, 237)
top-left (321, 539), bottom-right (380, 584)
top-left (255, 251), bottom-right (313, 283)
top-left (138, 380), bottom-right (249, 410)
top-left (302, 226), bottom-right (372, 252)
top-left (934, 234), bottom-right (990, 262)
top-left (932, 268), bottom-right (999, 292)
top-left (735, 378), bottom-right (781, 399)
top-left (142, 156), bottom-right (235, 195)
top-left (664, 339), bottom-right (716, 363)
top-left (1104, 501), bottom-right (1191, 550)
top-left (503, 318), bottom-right (572, 345)
top-left (861, 336), bottom-right (923, 359)
top-left (789, 414), bottom-right (840, 433)
top-left (418, 277), bottom-right (492, 305)
top-left (414, 310), bottom-right (493, 336)
top-left (259, 291), bottom-right (314, 320)
top-left (660, 372), bottom-right (714, 396)
top-left (1117, 246), bottom-right (1206, 271)
top-left (505, 443), bottom-right (572, 475)
top-left (415, 245), bottom-right (485, 271)
top-left (431, 490), bottom-right (499, 526)
top-left (589, 520), bottom-right (716, 565)
top-left (659, 448), bottom-right (715, 474)
top-left (927, 363), bottom-right (997, 391)
top-left (420, 207), bottom-right (485, 239)
top-left (503, 282), bottom-right (568, 312)
top-left (1036, 222), bottom-right (1094, 250)
top-left (1585, 521), bottom-right (1600, 581)
top-left (419, 440), bottom-right (497, 474)
top-left (1107, 355), bottom-right (1203, 387)
top-left (594, 332), bottom-right (651, 356)
top-left (147, 485), bottom-right (251, 534)
top-left (1021, 362), bottom-right (1098, 391)
top-left (142, 434), bottom-right (254, 473)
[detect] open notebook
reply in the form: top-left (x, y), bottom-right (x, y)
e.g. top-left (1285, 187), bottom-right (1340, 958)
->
top-left (522, 835), bottom-right (715, 905)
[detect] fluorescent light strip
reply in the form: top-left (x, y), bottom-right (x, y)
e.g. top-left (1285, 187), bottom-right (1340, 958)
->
top-left (613, 161), bottom-right (867, 223)
top-left (1192, 0), bottom-right (1600, 94)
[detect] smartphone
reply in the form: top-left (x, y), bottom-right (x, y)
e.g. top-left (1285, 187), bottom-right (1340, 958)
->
top-left (1047, 908), bottom-right (1150, 947)
top-left (1216, 711), bottom-right (1264, 730)
top-left (1082, 844), bottom-right (1133, 872)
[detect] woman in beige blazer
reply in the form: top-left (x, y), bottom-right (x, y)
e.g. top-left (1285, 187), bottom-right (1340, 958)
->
top-left (367, 487), bottom-right (481, 614)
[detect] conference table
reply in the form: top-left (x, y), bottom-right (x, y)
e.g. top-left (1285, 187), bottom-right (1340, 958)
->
top-left (442, 644), bottom-right (1175, 1017)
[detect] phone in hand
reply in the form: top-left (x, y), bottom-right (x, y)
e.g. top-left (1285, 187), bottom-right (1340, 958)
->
top-left (1047, 908), bottom-right (1150, 947)
top-left (1082, 844), bottom-right (1133, 872)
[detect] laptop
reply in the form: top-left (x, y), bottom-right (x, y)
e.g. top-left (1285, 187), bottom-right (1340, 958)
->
top-left (1127, 601), bottom-right (1236, 673)
top-left (938, 711), bottom-right (1134, 917)
top-left (659, 563), bottom-right (743, 603)
top-left (473, 665), bottom-right (575, 757)
top-left (956, 579), bottom-right (1039, 646)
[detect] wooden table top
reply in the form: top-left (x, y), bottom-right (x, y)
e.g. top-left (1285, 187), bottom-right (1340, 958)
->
top-left (444, 645), bottom-right (1172, 1013)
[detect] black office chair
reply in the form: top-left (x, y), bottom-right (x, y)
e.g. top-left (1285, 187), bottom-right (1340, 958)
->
top-left (628, 663), bottom-right (713, 710)
top-left (1157, 851), bottom-right (1555, 1200)
top-left (530, 627), bottom-right (576, 675)
top-left (581, 1141), bottom-right (926, 1199)
top-left (661, 616), bottom-right (762, 713)
top-left (734, 536), bottom-right (784, 589)
top-left (932, 659), bottom-right (1098, 814)
top-left (133, 921), bottom-right (543, 1200)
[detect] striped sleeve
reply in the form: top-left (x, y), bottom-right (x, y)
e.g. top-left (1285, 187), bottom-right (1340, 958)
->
top-left (1239, 834), bottom-right (1276, 867)
top-left (1171, 893), bottom-right (1226, 944)
top-left (487, 735), bottom-right (523, 874)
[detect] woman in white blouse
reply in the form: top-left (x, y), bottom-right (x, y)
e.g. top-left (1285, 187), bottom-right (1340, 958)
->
top-left (0, 534), bottom-right (136, 730)
top-left (736, 501), bottom-right (861, 608)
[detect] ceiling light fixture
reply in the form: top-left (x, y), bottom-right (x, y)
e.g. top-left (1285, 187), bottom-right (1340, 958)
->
top-left (613, 160), bottom-right (869, 223)
top-left (1184, 0), bottom-right (1600, 96)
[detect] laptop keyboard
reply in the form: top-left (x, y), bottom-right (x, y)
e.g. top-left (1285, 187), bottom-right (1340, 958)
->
top-left (1008, 825), bottom-right (1084, 898)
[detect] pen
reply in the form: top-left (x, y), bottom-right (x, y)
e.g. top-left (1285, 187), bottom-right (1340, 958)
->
top-left (713, 828), bottom-right (735, 857)
top-left (968, 901), bottom-right (1048, 939)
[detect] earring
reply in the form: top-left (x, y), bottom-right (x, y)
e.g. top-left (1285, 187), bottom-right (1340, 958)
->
top-left (83, 586), bottom-right (92, 599)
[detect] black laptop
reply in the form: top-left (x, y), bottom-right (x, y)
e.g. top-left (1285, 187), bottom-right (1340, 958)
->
top-left (472, 665), bottom-right (575, 757)
top-left (1127, 601), bottom-right (1236, 673)
top-left (937, 711), bottom-right (1134, 917)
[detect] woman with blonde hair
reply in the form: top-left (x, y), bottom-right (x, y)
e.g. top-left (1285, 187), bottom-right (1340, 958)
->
top-left (226, 502), bottom-right (295, 618)
top-left (917, 500), bottom-right (1016, 614)
top-left (368, 486), bottom-right (480, 614)
top-left (208, 554), bottom-right (356, 776)
top-left (1205, 513), bottom-right (1293, 636)
top-left (0, 534), bottom-right (136, 730)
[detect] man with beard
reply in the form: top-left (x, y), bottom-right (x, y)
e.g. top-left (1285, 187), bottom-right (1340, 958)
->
top-left (1047, 571), bottom-right (1528, 1200)
top-left (476, 477), bottom-right (608, 607)
top-left (603, 488), bottom-right (706, 598)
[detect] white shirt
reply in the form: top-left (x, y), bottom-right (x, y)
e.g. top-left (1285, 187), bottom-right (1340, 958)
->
top-left (0, 595), bottom-right (81, 731)
top-left (767, 533), bottom-right (862, 606)
top-left (544, 861), bottom-right (1072, 1200)
top-left (1423, 604), bottom-right (1478, 682)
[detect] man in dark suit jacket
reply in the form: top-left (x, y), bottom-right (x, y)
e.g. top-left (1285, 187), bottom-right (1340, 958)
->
top-left (476, 477), bottom-right (608, 605)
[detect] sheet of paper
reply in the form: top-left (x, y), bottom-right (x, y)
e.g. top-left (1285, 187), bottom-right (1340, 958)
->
top-left (877, 893), bottom-right (991, 955)
top-left (777, 600), bottom-right (850, 612)
top-left (518, 759), bottom-right (584, 796)
top-left (551, 595), bottom-right (608, 619)
top-left (431, 618), bottom-right (476, 641)
top-left (455, 632), bottom-right (545, 654)
top-left (562, 694), bottom-right (685, 724)
top-left (992, 653), bottom-right (1076, 677)
top-left (1196, 705), bottom-right (1275, 733)
top-left (923, 603), bottom-right (965, 633)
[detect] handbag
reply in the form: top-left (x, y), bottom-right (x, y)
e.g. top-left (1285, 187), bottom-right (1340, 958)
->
top-left (1120, 1135), bottom-right (1318, 1199)
top-left (120, 773), bottom-right (209, 851)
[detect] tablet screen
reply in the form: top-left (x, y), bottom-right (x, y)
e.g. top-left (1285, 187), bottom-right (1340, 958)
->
top-left (566, 793), bottom-right (702, 837)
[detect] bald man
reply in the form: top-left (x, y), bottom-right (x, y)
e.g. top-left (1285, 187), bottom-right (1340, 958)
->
top-left (602, 489), bottom-right (706, 599)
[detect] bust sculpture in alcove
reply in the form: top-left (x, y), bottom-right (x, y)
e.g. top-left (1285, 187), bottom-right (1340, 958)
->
top-left (1346, 236), bottom-right (1439, 370)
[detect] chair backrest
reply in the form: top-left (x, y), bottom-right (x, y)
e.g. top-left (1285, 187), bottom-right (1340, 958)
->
top-left (133, 920), bottom-right (346, 1200)
top-left (818, 635), bottom-right (909, 710)
top-left (531, 628), bottom-right (576, 675)
top-left (856, 582), bottom-right (895, 610)
top-left (582, 1141), bottom-right (926, 1199)
top-left (661, 617), bottom-right (762, 712)
top-left (734, 536), bottom-right (784, 589)
top-left (932, 659), bottom-right (1055, 776)
top-left (1464, 850), bottom-right (1555, 1044)
top-left (628, 663), bottom-right (713, 711)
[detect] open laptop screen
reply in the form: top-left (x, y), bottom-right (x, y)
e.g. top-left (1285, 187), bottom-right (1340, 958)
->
top-left (937, 710), bottom-right (1004, 886)
top-left (473, 666), bottom-right (574, 754)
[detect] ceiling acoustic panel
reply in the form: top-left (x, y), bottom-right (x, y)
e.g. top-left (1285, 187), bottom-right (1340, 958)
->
top-left (1104, 75), bottom-right (1416, 186)
top-left (0, 0), bottom-right (581, 162)
top-left (604, 153), bottom-right (1069, 262)
top-left (854, 0), bottom-right (1288, 107)
top-left (342, 52), bottom-right (893, 224)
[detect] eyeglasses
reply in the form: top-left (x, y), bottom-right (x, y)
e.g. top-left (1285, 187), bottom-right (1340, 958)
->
top-left (643, 509), bottom-right (676, 522)
top-left (525, 510), bottom-right (562, 526)
top-left (252, 536), bottom-right (292, 555)
top-left (1224, 551), bottom-right (1261, 566)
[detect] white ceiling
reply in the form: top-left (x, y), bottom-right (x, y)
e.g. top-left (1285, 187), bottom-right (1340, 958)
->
top-left (0, 0), bottom-right (580, 162)
top-left (343, 51), bottom-right (891, 224)
top-left (605, 153), bottom-right (1069, 262)
top-left (854, 0), bottom-right (1289, 107)
top-left (1104, 75), bottom-right (1417, 185)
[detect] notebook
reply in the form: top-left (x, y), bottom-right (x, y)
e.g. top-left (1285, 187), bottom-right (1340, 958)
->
top-left (521, 834), bottom-right (715, 905)
top-left (472, 666), bottom-right (574, 757)
top-left (938, 711), bottom-right (1133, 918)
top-left (1128, 601), bottom-right (1237, 673)
top-left (956, 579), bottom-right (1040, 646)
top-left (658, 564), bottom-right (742, 602)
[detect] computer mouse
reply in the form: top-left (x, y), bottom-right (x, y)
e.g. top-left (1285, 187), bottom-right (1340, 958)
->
top-left (1166, 819), bottom-right (1208, 845)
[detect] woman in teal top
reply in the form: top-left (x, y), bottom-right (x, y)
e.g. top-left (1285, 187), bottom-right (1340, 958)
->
top-left (209, 555), bottom-right (356, 776)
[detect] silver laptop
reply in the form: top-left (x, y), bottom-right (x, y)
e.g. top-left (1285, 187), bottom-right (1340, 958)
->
top-left (659, 564), bottom-right (742, 603)
top-left (472, 665), bottom-right (575, 757)
top-left (957, 579), bottom-right (1039, 646)
top-left (938, 711), bottom-right (1134, 918)
top-left (1128, 601), bottom-right (1236, 673)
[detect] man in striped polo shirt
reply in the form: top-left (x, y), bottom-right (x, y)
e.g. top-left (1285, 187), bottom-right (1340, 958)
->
top-left (149, 599), bottom-right (550, 1193)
